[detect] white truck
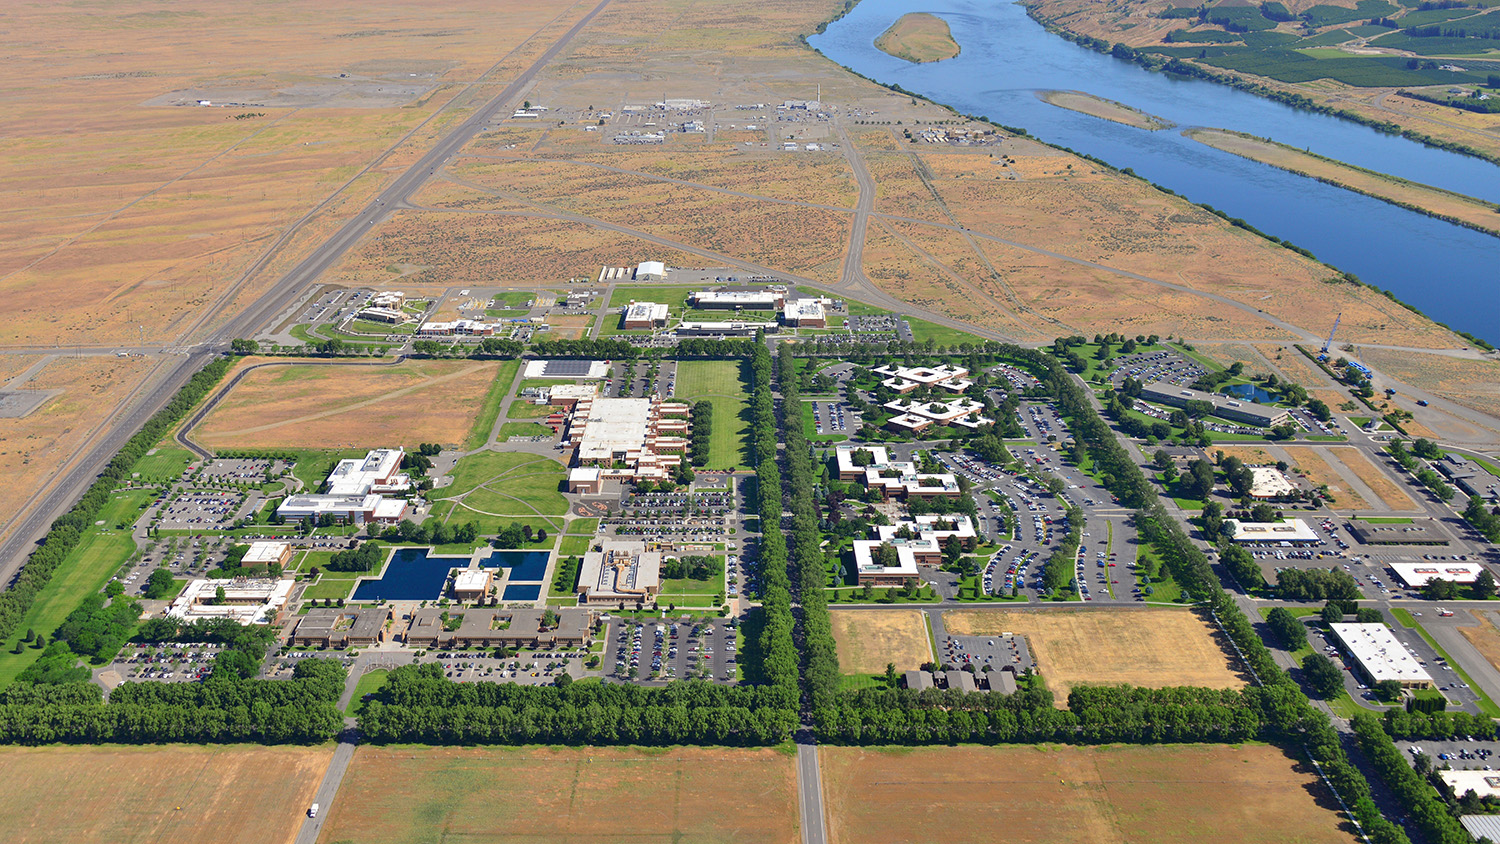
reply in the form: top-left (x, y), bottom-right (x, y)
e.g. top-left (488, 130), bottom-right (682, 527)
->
top-left (308, 803), bottom-right (319, 819)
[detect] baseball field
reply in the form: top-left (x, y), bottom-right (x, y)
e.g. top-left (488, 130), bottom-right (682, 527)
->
top-left (821, 744), bottom-right (1360, 844)
top-left (317, 746), bottom-right (799, 844)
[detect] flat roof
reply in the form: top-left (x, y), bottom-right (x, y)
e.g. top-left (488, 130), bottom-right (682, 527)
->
top-left (1249, 467), bottom-right (1296, 498)
top-left (578, 539), bottom-right (661, 601)
top-left (1225, 518), bottom-right (1318, 543)
top-left (783, 298), bottom-right (825, 321)
top-left (242, 541), bottom-right (290, 565)
top-left (1330, 622), bottom-right (1432, 685)
top-left (453, 569), bottom-right (492, 592)
top-left (1389, 561), bottom-right (1483, 586)
top-left (573, 397), bottom-right (653, 462)
top-left (326, 448), bottom-right (407, 496)
top-left (852, 540), bottom-right (919, 578)
top-left (623, 301), bottom-right (669, 321)
top-left (835, 445), bottom-right (891, 475)
top-left (167, 578), bottom-right (293, 625)
top-left (525, 359), bottom-right (610, 379)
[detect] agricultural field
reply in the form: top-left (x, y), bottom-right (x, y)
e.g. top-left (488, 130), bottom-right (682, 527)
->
top-left (436, 451), bottom-right (568, 522)
top-left (1282, 446), bottom-right (1374, 510)
top-left (875, 12), bottom-right (962, 63)
top-left (830, 609), bottom-right (933, 675)
top-left (943, 608), bottom-right (1244, 701)
top-left (0, 745), bottom-right (329, 844)
top-left (194, 357), bottom-right (499, 450)
top-left (319, 746), bottom-right (799, 844)
top-left (673, 360), bottom-right (752, 470)
top-left (821, 744), bottom-right (1360, 844)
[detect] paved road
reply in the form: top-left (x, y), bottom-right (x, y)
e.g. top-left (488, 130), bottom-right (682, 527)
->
top-left (293, 733), bottom-right (357, 844)
top-left (0, 0), bottom-right (615, 581)
top-left (796, 740), bottom-right (828, 844)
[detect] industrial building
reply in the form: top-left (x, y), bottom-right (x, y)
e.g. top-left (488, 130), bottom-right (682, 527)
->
top-left (563, 395), bottom-right (690, 484)
top-left (689, 289), bottom-right (786, 310)
top-left (833, 445), bottom-right (960, 502)
top-left (1347, 522), bottom-right (1448, 546)
top-left (1329, 622), bottom-right (1433, 689)
top-left (1138, 382), bottom-right (1292, 428)
top-left (1389, 561), bottom-right (1484, 588)
top-left (166, 577), bottom-right (294, 625)
top-left (635, 260), bottom-right (666, 281)
top-left (1248, 467), bottom-right (1297, 499)
top-left (782, 298), bottom-right (827, 328)
top-left (291, 607), bottom-right (390, 648)
top-left (241, 541), bottom-right (293, 570)
top-left (406, 607), bottom-right (597, 649)
top-left (621, 301), bottom-right (670, 329)
top-left (576, 539), bottom-right (662, 606)
top-left (1224, 518), bottom-right (1319, 544)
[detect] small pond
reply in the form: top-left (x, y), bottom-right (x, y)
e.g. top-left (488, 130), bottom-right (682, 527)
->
top-left (1221, 383), bottom-right (1277, 404)
top-left (349, 546), bottom-right (552, 602)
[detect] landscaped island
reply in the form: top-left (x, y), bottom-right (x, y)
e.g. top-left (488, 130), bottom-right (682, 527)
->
top-left (875, 12), bottom-right (961, 63)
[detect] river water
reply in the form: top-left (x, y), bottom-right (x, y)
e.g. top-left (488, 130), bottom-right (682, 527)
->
top-left (809, 0), bottom-right (1499, 341)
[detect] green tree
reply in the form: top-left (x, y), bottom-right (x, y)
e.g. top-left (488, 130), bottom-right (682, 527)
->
top-left (1301, 652), bottom-right (1344, 699)
top-left (1266, 607), bottom-right (1307, 650)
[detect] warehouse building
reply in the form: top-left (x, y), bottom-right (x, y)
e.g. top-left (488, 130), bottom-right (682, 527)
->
top-left (1347, 522), bottom-right (1448, 546)
top-left (1224, 518), bottom-right (1319, 544)
top-left (621, 301), bottom-right (670, 329)
top-left (166, 577), bottom-right (294, 625)
top-left (635, 260), bottom-right (666, 280)
top-left (576, 539), bottom-right (662, 607)
top-left (1389, 561), bottom-right (1484, 587)
top-left (689, 289), bottom-right (786, 310)
top-left (1330, 622), bottom-right (1433, 689)
top-left (1138, 382), bottom-right (1291, 428)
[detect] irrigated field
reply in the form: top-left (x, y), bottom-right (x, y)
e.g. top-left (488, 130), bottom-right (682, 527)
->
top-left (673, 360), bottom-right (752, 470)
top-left (943, 608), bottom-right (1244, 701)
top-left (0, 745), bottom-right (329, 844)
top-left (436, 451), bottom-right (568, 528)
top-left (830, 609), bottom-right (932, 675)
top-left (194, 357), bottom-right (499, 450)
top-left (318, 746), bottom-right (799, 844)
top-left (821, 744), bottom-right (1360, 844)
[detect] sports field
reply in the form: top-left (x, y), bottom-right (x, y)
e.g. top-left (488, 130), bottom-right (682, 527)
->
top-left (195, 358), bottom-right (500, 450)
top-left (943, 608), bottom-right (1243, 701)
top-left (830, 609), bottom-right (931, 674)
top-left (673, 360), bottom-right (752, 470)
top-left (821, 744), bottom-right (1359, 844)
top-left (318, 746), bottom-right (799, 844)
top-left (0, 745), bottom-right (329, 844)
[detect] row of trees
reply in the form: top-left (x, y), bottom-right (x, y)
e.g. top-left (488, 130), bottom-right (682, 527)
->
top-left (688, 400), bottom-right (713, 466)
top-left (1352, 713), bottom-right (1471, 844)
top-left (1275, 567), bottom-right (1360, 601)
top-left (0, 356), bottom-right (233, 645)
top-left (1388, 440), bottom-right (1455, 501)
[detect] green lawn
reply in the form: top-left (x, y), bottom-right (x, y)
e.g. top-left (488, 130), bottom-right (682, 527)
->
top-left (1356, 516), bottom-right (1414, 524)
top-left (346, 669), bottom-right (389, 717)
top-left (289, 448), bottom-right (370, 492)
top-left (607, 285), bottom-right (698, 310)
top-left (442, 452), bottom-right (565, 499)
top-left (0, 490), bottom-right (154, 685)
top-left (492, 291), bottom-right (537, 308)
top-left (132, 445), bottom-right (195, 480)
top-left (566, 518), bottom-right (600, 535)
top-left (465, 358), bottom-right (521, 450)
top-left (497, 422), bottom-right (554, 439)
top-left (905, 316), bottom-right (985, 347)
top-left (303, 571), bottom-right (364, 601)
top-left (506, 401), bottom-right (556, 420)
top-left (672, 360), bottom-right (752, 470)
top-left (558, 536), bottom-right (593, 558)
top-left (349, 319), bottom-right (416, 335)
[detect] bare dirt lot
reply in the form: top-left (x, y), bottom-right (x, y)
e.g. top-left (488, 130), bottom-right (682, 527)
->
top-left (0, 744), bottom-right (329, 844)
top-left (319, 745), bottom-right (800, 844)
top-left (943, 608), bottom-right (1244, 701)
top-left (822, 744), bottom-right (1360, 844)
top-left (1461, 611), bottom-right (1500, 674)
top-left (830, 609), bottom-right (932, 675)
top-left (194, 356), bottom-right (498, 449)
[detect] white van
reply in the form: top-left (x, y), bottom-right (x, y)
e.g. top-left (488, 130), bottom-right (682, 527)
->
top-left (308, 803), bottom-right (320, 819)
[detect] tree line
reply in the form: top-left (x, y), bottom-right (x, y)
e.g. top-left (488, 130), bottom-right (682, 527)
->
top-left (689, 400), bottom-right (713, 466)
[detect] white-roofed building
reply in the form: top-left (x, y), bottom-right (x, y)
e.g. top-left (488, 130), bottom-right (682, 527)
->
top-left (1224, 518), bottom-right (1319, 544)
top-left (242, 541), bottom-right (292, 570)
top-left (357, 306), bottom-right (412, 324)
top-left (278, 493), bottom-right (404, 525)
top-left (1249, 467), bottom-right (1297, 499)
top-left (1330, 622), bottom-right (1433, 688)
top-left (831, 445), bottom-right (960, 500)
top-left (577, 539), bottom-right (662, 606)
top-left (546, 383), bottom-right (598, 408)
top-left (1389, 561), bottom-right (1485, 587)
top-left (166, 577), bottom-right (294, 625)
top-left (834, 445), bottom-right (891, 480)
top-left (635, 260), bottom-right (666, 280)
top-left (451, 568), bottom-right (494, 601)
top-left (872, 364), bottom-right (971, 393)
top-left (563, 396), bottom-right (691, 483)
top-left (850, 516), bottom-right (977, 585)
top-left (621, 301), bottom-right (669, 329)
top-left (689, 289), bottom-right (786, 310)
top-left (370, 291), bottom-right (406, 309)
top-left (417, 319), bottom-right (502, 336)
top-left (326, 448), bottom-right (409, 496)
top-left (882, 397), bottom-right (991, 430)
top-left (782, 298), bottom-right (826, 328)
top-left (675, 320), bottom-right (776, 337)
top-left (568, 467), bottom-right (604, 494)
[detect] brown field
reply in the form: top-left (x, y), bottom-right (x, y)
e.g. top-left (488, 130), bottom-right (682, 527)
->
top-left (1359, 348), bottom-right (1500, 431)
top-left (830, 609), bottom-right (932, 674)
top-left (1189, 129), bottom-right (1500, 236)
top-left (943, 608), bottom-right (1244, 701)
top-left (320, 745), bottom-right (799, 844)
top-left (1328, 447), bottom-right (1417, 511)
top-left (822, 744), bottom-right (1360, 844)
top-left (0, 354), bottom-right (158, 543)
top-left (1460, 611), bottom-right (1500, 674)
top-left (1041, 91), bottom-right (1171, 130)
top-left (1197, 343), bottom-right (1276, 380)
top-left (1217, 445), bottom-right (1276, 466)
top-left (1283, 446), bottom-right (1374, 510)
top-left (875, 12), bottom-right (962, 63)
top-left (0, 745), bottom-right (329, 844)
top-left (194, 356), bottom-right (498, 449)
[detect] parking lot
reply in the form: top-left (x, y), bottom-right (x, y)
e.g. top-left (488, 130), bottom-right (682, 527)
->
top-left (941, 632), bottom-right (1034, 673)
top-left (610, 617), bottom-right (738, 683)
top-left (108, 642), bottom-right (229, 683)
top-left (1400, 738), bottom-right (1500, 771)
top-left (1306, 621), bottom-right (1487, 714)
top-left (156, 489), bottom-right (250, 529)
top-left (197, 457), bottom-right (286, 483)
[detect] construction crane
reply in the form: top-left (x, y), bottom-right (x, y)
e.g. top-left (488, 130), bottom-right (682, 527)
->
top-left (1318, 313), bottom-right (1341, 361)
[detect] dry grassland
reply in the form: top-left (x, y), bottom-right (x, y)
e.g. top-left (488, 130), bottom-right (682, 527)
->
top-left (1329, 447), bottom-right (1417, 511)
top-left (556, 149), bottom-right (860, 207)
top-left (1041, 91), bottom-right (1172, 130)
top-left (0, 744), bottom-right (329, 844)
top-left (320, 745), bottom-right (799, 844)
top-left (1189, 129), bottom-right (1500, 236)
top-left (195, 357), bottom-right (497, 449)
top-left (1282, 446), bottom-right (1374, 510)
top-left (829, 609), bottom-right (932, 674)
top-left (0, 355), bottom-right (157, 542)
top-left (1460, 611), bottom-right (1500, 674)
top-left (875, 13), bottom-right (962, 63)
top-left (822, 744), bottom-right (1360, 844)
top-left (1198, 343), bottom-right (1277, 380)
top-left (1258, 345), bottom-right (1337, 388)
top-left (1218, 445), bottom-right (1276, 466)
top-left (943, 608), bottom-right (1244, 701)
top-left (1358, 348), bottom-right (1500, 426)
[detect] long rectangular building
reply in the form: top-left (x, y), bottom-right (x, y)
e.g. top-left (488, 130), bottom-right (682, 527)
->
top-left (1330, 622), bottom-right (1433, 689)
top-left (1139, 382), bottom-right (1291, 428)
top-left (689, 290), bottom-right (785, 310)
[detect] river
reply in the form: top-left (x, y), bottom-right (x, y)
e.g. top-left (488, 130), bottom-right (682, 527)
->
top-left (809, 0), bottom-right (1499, 342)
